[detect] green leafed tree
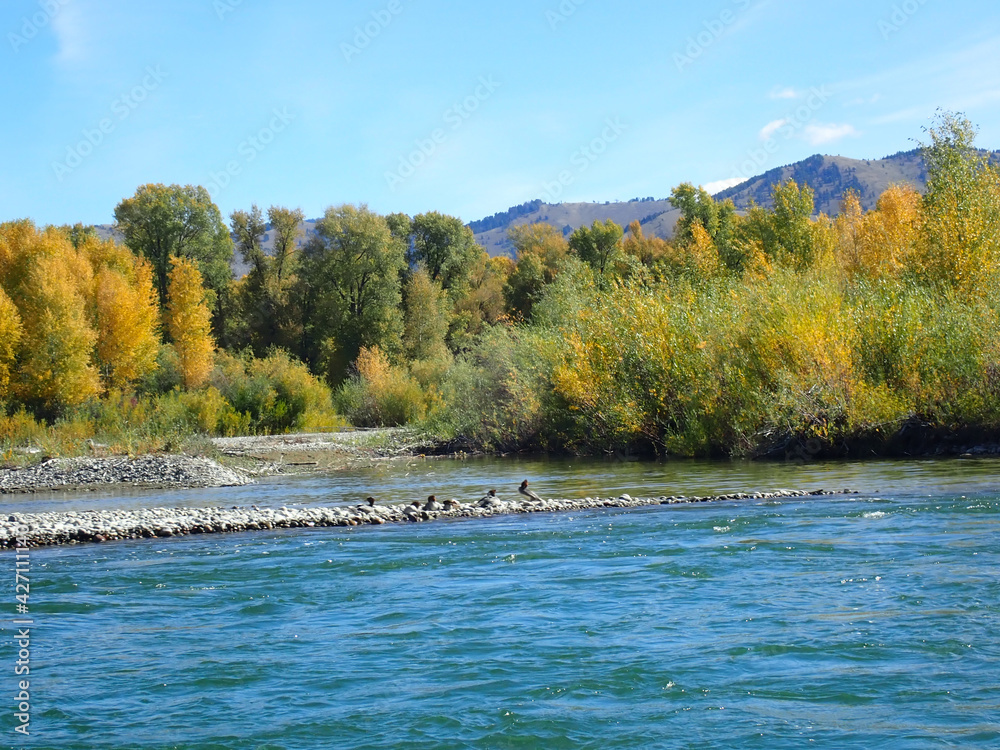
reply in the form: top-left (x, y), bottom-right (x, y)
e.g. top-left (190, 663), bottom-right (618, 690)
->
top-left (114, 183), bottom-right (234, 311)
top-left (299, 204), bottom-right (406, 384)
top-left (736, 180), bottom-right (817, 271)
top-left (410, 212), bottom-right (481, 300)
top-left (403, 268), bottom-right (450, 363)
top-left (231, 205), bottom-right (304, 355)
top-left (568, 219), bottom-right (624, 276)
top-left (669, 183), bottom-right (738, 267)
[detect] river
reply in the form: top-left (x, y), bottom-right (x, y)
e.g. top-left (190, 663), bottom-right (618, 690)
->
top-left (4, 457), bottom-right (999, 748)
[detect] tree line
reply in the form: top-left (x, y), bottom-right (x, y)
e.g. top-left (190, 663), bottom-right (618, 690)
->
top-left (2, 112), bottom-right (999, 458)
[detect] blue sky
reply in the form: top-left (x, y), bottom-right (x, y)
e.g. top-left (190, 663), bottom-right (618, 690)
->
top-left (3, 0), bottom-right (1000, 226)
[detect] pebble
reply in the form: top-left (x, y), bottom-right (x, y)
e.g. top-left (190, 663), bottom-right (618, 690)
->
top-left (0, 488), bottom-right (859, 549)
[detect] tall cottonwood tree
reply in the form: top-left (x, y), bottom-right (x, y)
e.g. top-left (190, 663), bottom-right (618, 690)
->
top-left (231, 205), bottom-right (305, 355)
top-left (114, 184), bottom-right (234, 312)
top-left (0, 288), bottom-right (21, 402)
top-left (409, 212), bottom-right (481, 300)
top-left (93, 260), bottom-right (161, 390)
top-left (15, 253), bottom-right (100, 411)
top-left (299, 204), bottom-right (406, 384)
top-left (166, 256), bottom-right (215, 390)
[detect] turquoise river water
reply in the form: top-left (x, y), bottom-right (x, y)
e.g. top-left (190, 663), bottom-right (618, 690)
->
top-left (2, 456), bottom-right (999, 749)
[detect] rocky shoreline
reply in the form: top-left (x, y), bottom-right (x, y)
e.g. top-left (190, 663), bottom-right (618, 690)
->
top-left (1, 489), bottom-right (857, 549)
top-left (0, 455), bottom-right (254, 495)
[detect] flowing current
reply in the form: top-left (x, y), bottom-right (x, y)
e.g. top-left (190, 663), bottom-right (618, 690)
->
top-left (4, 457), bottom-right (999, 749)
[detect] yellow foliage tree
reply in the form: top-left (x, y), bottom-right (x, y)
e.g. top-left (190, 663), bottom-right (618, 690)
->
top-left (0, 287), bottom-right (22, 400)
top-left (623, 221), bottom-right (671, 266)
top-left (837, 186), bottom-right (921, 279)
top-left (914, 113), bottom-right (1000, 296)
top-left (166, 256), bottom-right (215, 389)
top-left (687, 221), bottom-right (722, 277)
top-left (15, 253), bottom-right (100, 409)
top-left (94, 260), bottom-right (160, 389)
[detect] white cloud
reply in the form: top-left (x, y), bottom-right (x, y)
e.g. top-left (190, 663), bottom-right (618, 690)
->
top-left (51, 3), bottom-right (89, 65)
top-left (803, 123), bottom-right (860, 145)
top-left (769, 86), bottom-right (799, 100)
top-left (759, 118), bottom-right (789, 141)
top-left (703, 177), bottom-right (746, 194)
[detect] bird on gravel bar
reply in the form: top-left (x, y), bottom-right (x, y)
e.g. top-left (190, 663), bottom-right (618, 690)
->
top-left (425, 495), bottom-right (444, 511)
top-left (366, 497), bottom-right (377, 507)
top-left (518, 480), bottom-right (543, 502)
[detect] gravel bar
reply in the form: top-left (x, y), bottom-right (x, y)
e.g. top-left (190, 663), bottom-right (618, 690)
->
top-left (1, 489), bottom-right (857, 548)
top-left (0, 456), bottom-right (254, 495)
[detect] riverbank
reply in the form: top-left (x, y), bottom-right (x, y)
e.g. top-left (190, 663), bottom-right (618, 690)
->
top-left (0, 428), bottom-right (444, 495)
top-left (0, 455), bottom-right (255, 495)
top-left (1, 488), bottom-right (856, 548)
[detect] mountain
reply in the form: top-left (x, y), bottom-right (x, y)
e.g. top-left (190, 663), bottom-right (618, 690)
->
top-left (470, 197), bottom-right (682, 257)
top-left (469, 150), bottom-right (942, 256)
top-left (713, 150), bottom-right (929, 215)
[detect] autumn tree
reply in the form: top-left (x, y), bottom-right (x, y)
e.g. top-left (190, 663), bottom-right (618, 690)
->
top-left (836, 186), bottom-right (921, 280)
top-left (454, 253), bottom-right (513, 343)
top-left (93, 260), bottom-right (160, 390)
top-left (166, 256), bottom-right (215, 389)
top-left (114, 184), bottom-right (234, 310)
top-left (15, 251), bottom-right (100, 412)
top-left (299, 204), bottom-right (406, 384)
top-left (669, 183), bottom-right (738, 260)
top-left (915, 111), bottom-right (1000, 295)
top-left (623, 221), bottom-right (671, 266)
top-left (0, 288), bottom-right (21, 401)
top-left (504, 223), bottom-right (570, 320)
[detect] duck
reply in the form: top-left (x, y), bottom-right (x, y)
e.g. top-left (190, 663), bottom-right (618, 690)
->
top-left (478, 489), bottom-right (500, 508)
top-left (365, 497), bottom-right (377, 507)
top-left (518, 480), bottom-right (543, 503)
top-left (424, 495), bottom-right (444, 511)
